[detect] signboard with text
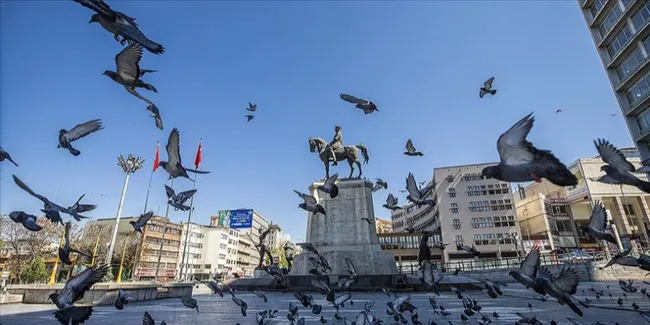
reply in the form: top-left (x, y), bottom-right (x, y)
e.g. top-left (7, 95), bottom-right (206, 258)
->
top-left (228, 209), bottom-right (254, 229)
top-left (565, 161), bottom-right (588, 202)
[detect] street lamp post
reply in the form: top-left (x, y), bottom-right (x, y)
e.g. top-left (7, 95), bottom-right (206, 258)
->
top-left (105, 155), bottom-right (144, 268)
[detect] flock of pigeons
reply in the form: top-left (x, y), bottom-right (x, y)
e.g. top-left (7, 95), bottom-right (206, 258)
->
top-left (2, 1), bottom-right (650, 324)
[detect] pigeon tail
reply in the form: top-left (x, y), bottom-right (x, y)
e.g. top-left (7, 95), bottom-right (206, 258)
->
top-left (185, 168), bottom-right (210, 174)
top-left (490, 89), bottom-right (497, 95)
top-left (566, 301), bottom-right (583, 317)
top-left (53, 306), bottom-right (93, 325)
top-left (602, 233), bottom-right (618, 244)
top-left (638, 179), bottom-right (650, 194)
top-left (68, 146), bottom-right (81, 156)
top-left (546, 169), bottom-right (578, 187)
top-left (58, 248), bottom-right (72, 265)
top-left (137, 80), bottom-right (157, 93)
top-left (330, 184), bottom-right (339, 198)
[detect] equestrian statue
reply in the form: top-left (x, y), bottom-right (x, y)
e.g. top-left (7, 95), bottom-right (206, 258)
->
top-left (308, 125), bottom-right (369, 179)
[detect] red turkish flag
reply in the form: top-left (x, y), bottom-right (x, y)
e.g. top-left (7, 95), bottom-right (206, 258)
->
top-left (153, 141), bottom-right (160, 171)
top-left (194, 139), bottom-right (203, 170)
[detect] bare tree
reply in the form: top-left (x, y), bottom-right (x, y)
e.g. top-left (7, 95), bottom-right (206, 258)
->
top-left (0, 215), bottom-right (61, 283)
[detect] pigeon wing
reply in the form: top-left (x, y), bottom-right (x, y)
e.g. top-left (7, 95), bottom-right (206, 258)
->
top-left (143, 311), bottom-right (156, 325)
top-left (386, 193), bottom-right (397, 206)
top-left (166, 128), bottom-right (182, 166)
top-left (595, 174), bottom-right (621, 184)
top-left (340, 93), bottom-right (365, 105)
top-left (519, 246), bottom-right (540, 277)
top-left (419, 183), bottom-right (434, 197)
top-left (176, 189), bottom-right (197, 204)
top-left (65, 119), bottom-right (104, 142)
top-left (406, 173), bottom-right (421, 200)
top-left (293, 190), bottom-right (317, 204)
top-left (164, 185), bottom-right (175, 199)
top-left (324, 173), bottom-right (339, 188)
top-left (73, 0), bottom-right (115, 20)
top-left (552, 267), bottom-right (579, 295)
top-left (62, 264), bottom-right (110, 304)
top-left (75, 204), bottom-right (97, 213)
top-left (115, 43), bottom-right (143, 83)
top-left (484, 77), bottom-right (494, 89)
top-left (136, 211), bottom-right (155, 227)
top-left (115, 11), bottom-right (138, 27)
top-left (345, 258), bottom-right (357, 275)
top-left (497, 113), bottom-right (536, 166)
top-left (406, 139), bottom-right (416, 153)
top-left (12, 175), bottom-right (48, 203)
top-left (588, 201), bottom-right (608, 231)
top-left (594, 139), bottom-right (635, 173)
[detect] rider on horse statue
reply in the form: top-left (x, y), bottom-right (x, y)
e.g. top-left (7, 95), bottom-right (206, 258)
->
top-left (329, 125), bottom-right (343, 166)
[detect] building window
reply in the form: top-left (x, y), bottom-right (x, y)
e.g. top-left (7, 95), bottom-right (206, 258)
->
top-left (599, 4), bottom-right (623, 37)
top-left (628, 69), bottom-right (650, 105)
top-left (455, 235), bottom-right (463, 247)
top-left (624, 204), bottom-right (636, 215)
top-left (446, 176), bottom-right (454, 183)
top-left (451, 203), bottom-right (458, 208)
top-left (448, 192), bottom-right (456, 198)
top-left (608, 26), bottom-right (634, 58)
top-left (633, 1), bottom-right (650, 30)
top-left (451, 208), bottom-right (459, 214)
top-left (590, 0), bottom-right (606, 18)
top-left (453, 219), bottom-right (461, 230)
top-left (617, 47), bottom-right (645, 81)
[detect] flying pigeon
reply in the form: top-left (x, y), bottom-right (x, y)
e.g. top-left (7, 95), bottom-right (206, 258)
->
top-left (580, 201), bottom-right (617, 244)
top-left (114, 288), bottom-right (134, 310)
top-left (0, 146), bottom-right (18, 166)
top-left (130, 211), bottom-right (154, 234)
top-left (59, 222), bottom-right (90, 265)
top-left (372, 178), bottom-right (388, 192)
top-left (247, 102), bottom-right (257, 112)
top-left (556, 109), bottom-right (562, 113)
top-left (593, 138), bottom-right (650, 193)
top-left (254, 290), bottom-right (268, 303)
top-left (146, 104), bottom-right (164, 130)
top-left (339, 93), bottom-right (379, 114)
top-left (103, 43), bottom-right (159, 104)
top-left (246, 115), bottom-right (255, 122)
top-left (50, 263), bottom-right (110, 325)
top-left (143, 311), bottom-right (166, 325)
top-left (602, 247), bottom-right (639, 268)
top-left (317, 173), bottom-right (339, 198)
top-left (404, 139), bottom-right (423, 156)
top-left (479, 77), bottom-right (497, 98)
top-left (509, 246), bottom-right (545, 294)
top-left (294, 190), bottom-right (326, 215)
top-left (8, 211), bottom-right (42, 231)
top-left (68, 194), bottom-right (97, 214)
top-left (457, 244), bottom-right (480, 257)
top-left (481, 113), bottom-right (577, 186)
top-left (181, 296), bottom-right (199, 312)
top-left (361, 217), bottom-right (373, 224)
top-left (383, 193), bottom-right (402, 211)
top-left (164, 185), bottom-right (197, 211)
top-left (535, 267), bottom-right (583, 316)
top-left (158, 128), bottom-right (211, 181)
top-left (76, 0), bottom-right (165, 54)
top-left (611, 113), bottom-right (617, 116)
top-left (58, 119), bottom-right (104, 156)
top-left (13, 175), bottom-right (88, 223)
top-left (232, 296), bottom-right (249, 316)
top-left (405, 173), bottom-right (435, 208)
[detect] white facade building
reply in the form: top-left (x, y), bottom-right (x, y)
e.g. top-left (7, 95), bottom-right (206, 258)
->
top-left (178, 223), bottom-right (238, 281)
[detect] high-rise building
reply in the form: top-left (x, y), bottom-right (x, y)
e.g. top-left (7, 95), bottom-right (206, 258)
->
top-left (579, 0), bottom-right (650, 158)
top-left (434, 163), bottom-right (522, 261)
top-left (390, 179), bottom-right (440, 233)
top-left (177, 223), bottom-right (236, 281)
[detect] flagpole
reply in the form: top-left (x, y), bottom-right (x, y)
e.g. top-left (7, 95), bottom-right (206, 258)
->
top-left (144, 141), bottom-right (159, 214)
top-left (179, 138), bottom-right (203, 282)
top-left (134, 141), bottom-right (159, 281)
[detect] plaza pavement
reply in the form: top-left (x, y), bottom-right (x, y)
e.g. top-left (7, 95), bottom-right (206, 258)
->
top-left (0, 282), bottom-right (647, 324)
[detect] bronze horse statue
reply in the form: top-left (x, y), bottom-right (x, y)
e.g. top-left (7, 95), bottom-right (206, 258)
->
top-left (308, 137), bottom-right (369, 179)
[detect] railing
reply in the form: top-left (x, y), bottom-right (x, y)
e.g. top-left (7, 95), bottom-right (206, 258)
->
top-left (396, 252), bottom-right (607, 274)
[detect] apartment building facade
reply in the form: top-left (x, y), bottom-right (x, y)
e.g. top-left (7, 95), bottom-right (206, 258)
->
top-left (375, 218), bottom-right (393, 234)
top-left (434, 163), bottom-right (522, 261)
top-left (518, 148), bottom-right (650, 252)
top-left (580, 0), bottom-right (650, 159)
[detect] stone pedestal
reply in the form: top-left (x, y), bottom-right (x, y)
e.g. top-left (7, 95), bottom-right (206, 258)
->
top-left (289, 179), bottom-right (397, 276)
top-left (253, 269), bottom-right (272, 279)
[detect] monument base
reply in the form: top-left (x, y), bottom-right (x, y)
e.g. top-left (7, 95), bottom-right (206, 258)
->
top-left (253, 269), bottom-right (272, 279)
top-left (289, 246), bottom-right (398, 276)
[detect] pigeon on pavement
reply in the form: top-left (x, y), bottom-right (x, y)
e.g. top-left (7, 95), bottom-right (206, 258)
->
top-left (593, 138), bottom-right (650, 193)
top-left (383, 193), bottom-right (402, 211)
top-left (8, 211), bottom-right (42, 231)
top-left (405, 173), bottom-right (435, 208)
top-left (130, 211), bottom-right (154, 234)
top-left (482, 113), bottom-right (577, 186)
top-left (49, 263), bottom-right (110, 325)
top-left (164, 185), bottom-right (197, 211)
top-left (294, 190), bottom-right (326, 215)
top-left (580, 201), bottom-right (617, 244)
top-left (58, 119), bottom-right (104, 156)
top-left (13, 175), bottom-right (88, 223)
top-left (158, 128), bottom-right (211, 181)
top-left (339, 93), bottom-right (379, 114)
top-left (317, 173), bottom-right (339, 198)
top-left (115, 288), bottom-right (134, 310)
top-left (76, 0), bottom-right (165, 54)
top-left (479, 77), bottom-right (497, 98)
top-left (404, 139), bottom-right (424, 157)
top-left (0, 146), bottom-right (18, 166)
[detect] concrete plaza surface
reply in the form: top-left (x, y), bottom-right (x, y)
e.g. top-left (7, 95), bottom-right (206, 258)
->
top-left (1, 282), bottom-right (648, 324)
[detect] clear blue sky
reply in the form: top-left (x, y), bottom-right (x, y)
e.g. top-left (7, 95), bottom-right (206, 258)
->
top-left (0, 1), bottom-right (631, 242)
